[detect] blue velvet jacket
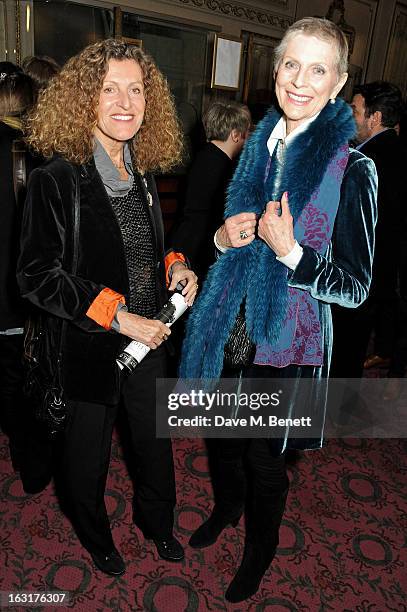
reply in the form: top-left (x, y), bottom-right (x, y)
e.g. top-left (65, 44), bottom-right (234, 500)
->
top-left (179, 100), bottom-right (378, 451)
top-left (180, 100), bottom-right (378, 381)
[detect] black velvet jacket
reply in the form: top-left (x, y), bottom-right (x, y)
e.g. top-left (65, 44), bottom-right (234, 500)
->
top-left (17, 156), bottom-right (168, 404)
top-left (171, 142), bottom-right (234, 279)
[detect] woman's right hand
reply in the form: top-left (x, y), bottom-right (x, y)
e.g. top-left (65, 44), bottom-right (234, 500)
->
top-left (216, 212), bottom-right (257, 249)
top-left (116, 310), bottom-right (171, 349)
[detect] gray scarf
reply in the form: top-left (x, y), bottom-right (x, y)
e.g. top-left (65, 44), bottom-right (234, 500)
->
top-left (93, 137), bottom-right (134, 197)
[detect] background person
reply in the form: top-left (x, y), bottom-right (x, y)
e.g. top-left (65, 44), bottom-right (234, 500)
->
top-left (0, 67), bottom-right (36, 474)
top-left (18, 39), bottom-right (197, 576)
top-left (22, 55), bottom-right (60, 101)
top-left (171, 101), bottom-right (251, 281)
top-left (168, 101), bottom-right (251, 373)
top-left (331, 81), bottom-right (407, 400)
top-left (180, 17), bottom-right (377, 603)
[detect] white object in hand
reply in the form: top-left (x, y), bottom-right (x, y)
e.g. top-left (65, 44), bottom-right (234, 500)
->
top-left (116, 292), bottom-right (188, 373)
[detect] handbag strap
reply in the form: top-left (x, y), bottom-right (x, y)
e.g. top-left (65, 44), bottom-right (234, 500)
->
top-left (71, 167), bottom-right (81, 275)
top-left (12, 138), bottom-right (27, 205)
top-left (56, 168), bottom-right (81, 375)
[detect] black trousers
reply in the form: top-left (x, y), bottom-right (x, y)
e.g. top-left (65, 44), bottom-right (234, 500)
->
top-left (209, 437), bottom-right (288, 515)
top-left (0, 334), bottom-right (33, 470)
top-left (331, 296), bottom-right (398, 379)
top-left (388, 297), bottom-right (407, 377)
top-left (0, 334), bottom-right (25, 442)
top-left (60, 346), bottom-right (175, 556)
top-left (208, 364), bottom-right (291, 517)
top-left (0, 334), bottom-right (54, 482)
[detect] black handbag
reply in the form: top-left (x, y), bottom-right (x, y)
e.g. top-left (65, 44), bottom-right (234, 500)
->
top-left (24, 315), bottom-right (67, 435)
top-left (23, 169), bottom-right (80, 436)
top-left (223, 300), bottom-right (256, 369)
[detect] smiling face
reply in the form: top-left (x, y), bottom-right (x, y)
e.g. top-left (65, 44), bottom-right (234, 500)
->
top-left (94, 58), bottom-right (146, 150)
top-left (275, 33), bottom-right (347, 134)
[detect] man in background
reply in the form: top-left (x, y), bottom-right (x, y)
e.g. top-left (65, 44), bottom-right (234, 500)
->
top-left (331, 81), bottom-right (407, 400)
top-left (171, 101), bottom-right (251, 281)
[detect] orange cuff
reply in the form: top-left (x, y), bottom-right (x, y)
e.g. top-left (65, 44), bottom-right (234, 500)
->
top-left (86, 288), bottom-right (126, 330)
top-left (165, 251), bottom-right (187, 286)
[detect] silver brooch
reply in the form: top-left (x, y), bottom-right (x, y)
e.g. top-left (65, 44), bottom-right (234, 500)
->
top-left (142, 177), bottom-right (153, 206)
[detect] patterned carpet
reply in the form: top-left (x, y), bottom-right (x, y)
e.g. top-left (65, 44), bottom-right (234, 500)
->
top-left (0, 432), bottom-right (406, 611)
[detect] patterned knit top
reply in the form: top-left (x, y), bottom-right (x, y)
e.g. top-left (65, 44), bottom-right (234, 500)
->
top-left (109, 178), bottom-right (157, 318)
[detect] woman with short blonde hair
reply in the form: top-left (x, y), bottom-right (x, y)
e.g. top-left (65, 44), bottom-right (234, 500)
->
top-left (182, 18), bottom-right (377, 602)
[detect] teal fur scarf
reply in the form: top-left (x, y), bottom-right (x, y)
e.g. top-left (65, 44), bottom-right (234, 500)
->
top-left (180, 99), bottom-right (355, 379)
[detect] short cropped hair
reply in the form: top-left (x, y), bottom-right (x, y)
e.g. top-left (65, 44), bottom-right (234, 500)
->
top-left (203, 101), bottom-right (251, 142)
top-left (353, 81), bottom-right (403, 128)
top-left (26, 38), bottom-right (183, 173)
top-left (0, 71), bottom-right (34, 116)
top-left (274, 17), bottom-right (348, 78)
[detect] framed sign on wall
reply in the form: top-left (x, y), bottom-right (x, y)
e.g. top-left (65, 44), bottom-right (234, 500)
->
top-left (211, 33), bottom-right (243, 90)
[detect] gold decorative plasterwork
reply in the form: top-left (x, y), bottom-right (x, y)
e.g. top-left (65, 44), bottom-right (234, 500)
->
top-left (172, 0), bottom-right (292, 30)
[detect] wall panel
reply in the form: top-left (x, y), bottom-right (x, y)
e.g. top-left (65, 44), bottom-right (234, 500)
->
top-left (295, 0), bottom-right (378, 81)
top-left (383, 3), bottom-right (407, 96)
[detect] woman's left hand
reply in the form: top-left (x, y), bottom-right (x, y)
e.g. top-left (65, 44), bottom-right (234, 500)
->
top-left (258, 191), bottom-right (296, 257)
top-left (168, 261), bottom-right (198, 306)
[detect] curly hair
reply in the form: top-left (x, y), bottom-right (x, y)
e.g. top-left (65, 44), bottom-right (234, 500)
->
top-left (26, 39), bottom-right (183, 173)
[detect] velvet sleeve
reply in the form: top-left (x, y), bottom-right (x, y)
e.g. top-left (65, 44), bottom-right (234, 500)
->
top-left (17, 167), bottom-right (106, 327)
top-left (287, 153), bottom-right (378, 308)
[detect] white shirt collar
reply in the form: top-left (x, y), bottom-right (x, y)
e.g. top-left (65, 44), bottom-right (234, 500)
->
top-left (266, 112), bottom-right (320, 156)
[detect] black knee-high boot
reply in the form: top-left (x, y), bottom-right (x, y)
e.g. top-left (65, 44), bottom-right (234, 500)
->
top-left (189, 439), bottom-right (246, 548)
top-left (225, 485), bottom-right (288, 602)
top-left (188, 504), bottom-right (242, 549)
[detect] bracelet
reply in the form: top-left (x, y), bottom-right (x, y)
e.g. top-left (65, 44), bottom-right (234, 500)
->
top-left (214, 228), bottom-right (229, 253)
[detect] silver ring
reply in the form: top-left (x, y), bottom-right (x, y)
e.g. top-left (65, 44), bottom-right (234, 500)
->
top-left (239, 230), bottom-right (248, 240)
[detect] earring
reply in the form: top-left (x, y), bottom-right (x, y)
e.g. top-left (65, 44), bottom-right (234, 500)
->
top-left (330, 98), bottom-right (336, 104)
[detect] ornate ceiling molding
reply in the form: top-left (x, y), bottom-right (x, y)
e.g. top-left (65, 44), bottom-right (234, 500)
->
top-left (172, 0), bottom-right (292, 30)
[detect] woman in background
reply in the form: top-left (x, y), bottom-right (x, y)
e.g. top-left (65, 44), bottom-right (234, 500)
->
top-left (22, 55), bottom-right (60, 101)
top-left (0, 67), bottom-right (36, 474)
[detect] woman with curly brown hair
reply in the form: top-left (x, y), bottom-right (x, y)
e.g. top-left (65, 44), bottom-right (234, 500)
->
top-left (17, 39), bottom-right (197, 576)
